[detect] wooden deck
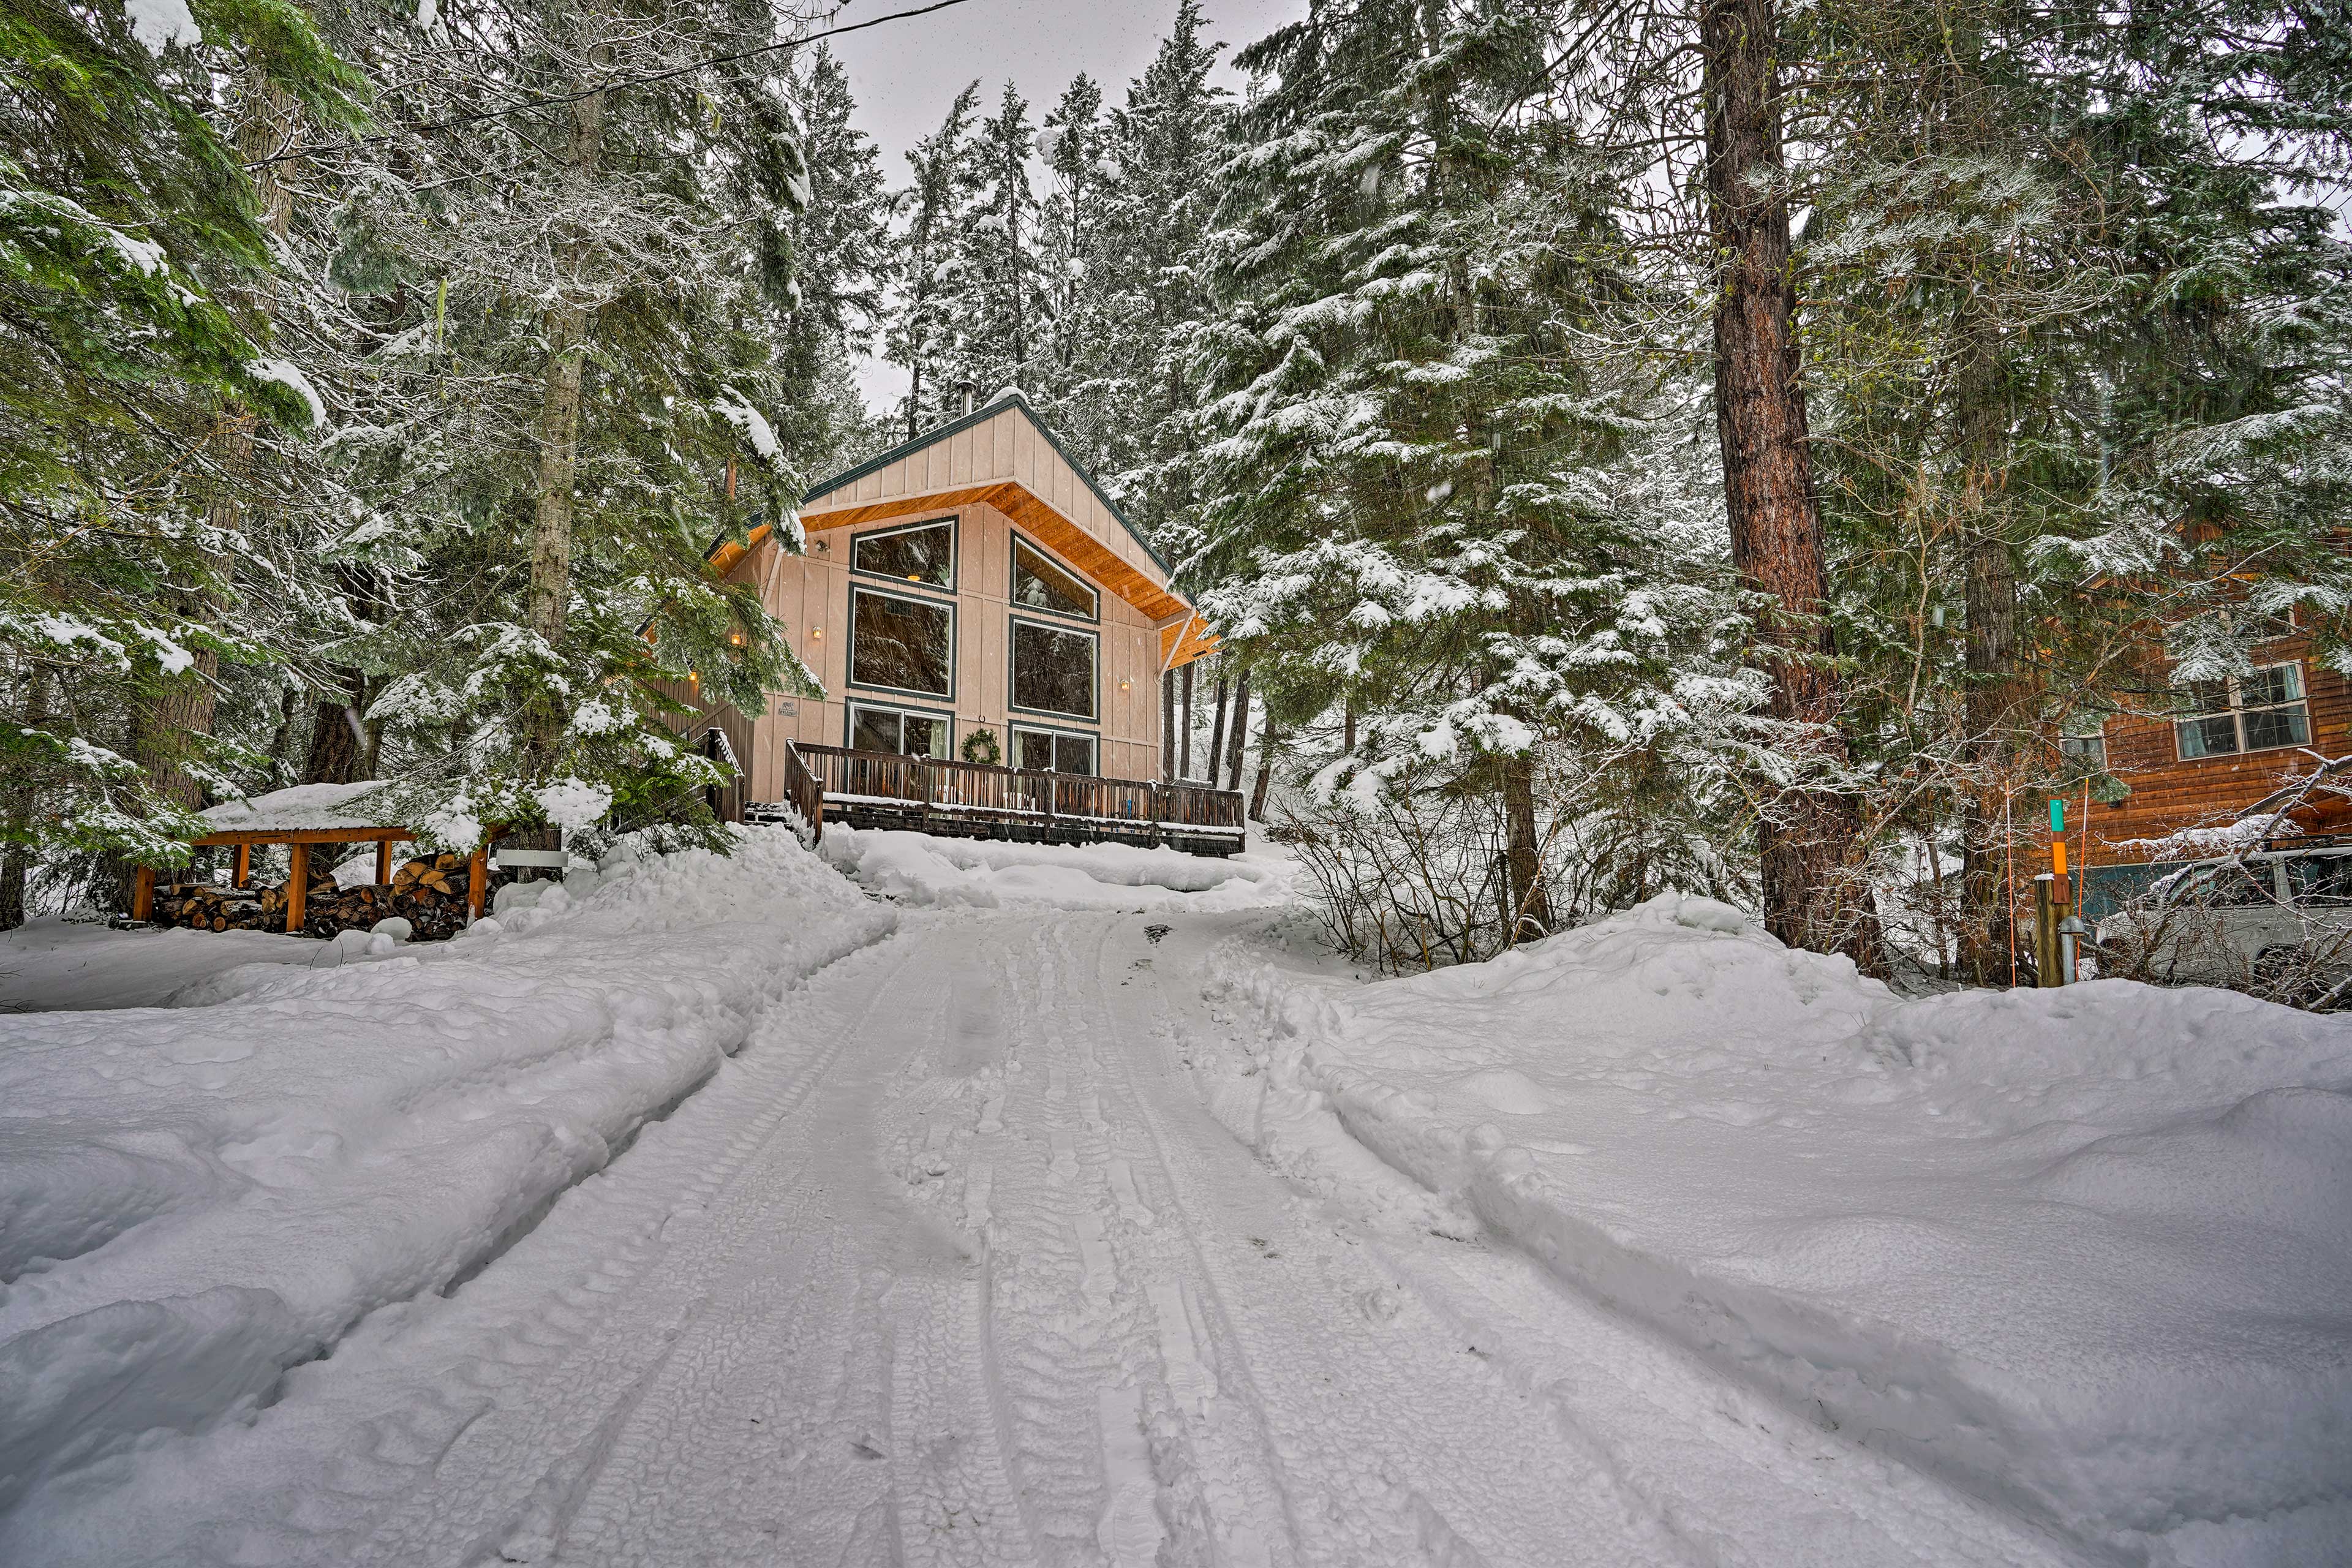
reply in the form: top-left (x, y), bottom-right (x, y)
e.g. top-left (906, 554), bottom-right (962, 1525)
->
top-left (752, 742), bottom-right (1246, 857)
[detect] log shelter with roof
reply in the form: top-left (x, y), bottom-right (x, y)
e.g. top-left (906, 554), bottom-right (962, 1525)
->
top-left (660, 391), bottom-right (1246, 854)
top-left (129, 782), bottom-right (491, 935)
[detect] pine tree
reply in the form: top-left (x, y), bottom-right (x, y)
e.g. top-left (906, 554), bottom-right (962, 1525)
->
top-left (1196, 0), bottom-right (1740, 947)
top-left (885, 82), bottom-right (982, 438)
top-left (1077, 0), bottom-right (1228, 554)
top-left (287, 0), bottom-right (832, 848)
top-left (919, 80), bottom-right (1049, 404)
top-left (772, 42), bottom-right (895, 477)
top-left (0, 0), bottom-right (360, 909)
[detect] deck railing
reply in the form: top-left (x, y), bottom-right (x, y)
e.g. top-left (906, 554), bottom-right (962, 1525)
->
top-left (777, 732), bottom-right (826, 841)
top-left (786, 742), bottom-right (1243, 845)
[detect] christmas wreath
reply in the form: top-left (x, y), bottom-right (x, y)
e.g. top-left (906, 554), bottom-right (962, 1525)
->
top-left (960, 728), bottom-right (1001, 766)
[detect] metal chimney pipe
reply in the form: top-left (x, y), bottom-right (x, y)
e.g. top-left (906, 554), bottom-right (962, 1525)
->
top-left (956, 377), bottom-right (976, 417)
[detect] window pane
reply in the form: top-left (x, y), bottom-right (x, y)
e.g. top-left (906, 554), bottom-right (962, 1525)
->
top-left (1012, 622), bottom-right (1096, 717)
top-left (2179, 679), bottom-right (2231, 717)
top-left (1016, 730), bottom-right (1055, 771)
top-left (2289, 855), bottom-right (2352, 907)
top-left (851, 707), bottom-right (900, 753)
top-left (852, 590), bottom-right (952, 696)
top-left (1054, 734), bottom-right (1096, 775)
top-left (2241, 665), bottom-right (2303, 707)
top-left (1013, 541), bottom-right (1095, 617)
top-left (852, 521), bottom-right (954, 587)
top-left (2178, 714), bottom-right (2238, 758)
top-left (903, 715), bottom-right (948, 760)
top-left (2242, 703), bottom-right (2310, 751)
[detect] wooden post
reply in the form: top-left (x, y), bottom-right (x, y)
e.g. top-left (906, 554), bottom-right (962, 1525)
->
top-left (132, 864), bottom-right (156, 922)
top-left (286, 842), bottom-right (309, 933)
top-left (467, 843), bottom-right (488, 921)
top-left (2032, 873), bottom-right (2059, 988)
top-left (233, 843), bottom-right (251, 889)
top-left (375, 838), bottom-right (393, 885)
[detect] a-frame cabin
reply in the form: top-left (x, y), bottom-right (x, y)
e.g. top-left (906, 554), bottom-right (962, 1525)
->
top-left (665, 391), bottom-right (1237, 851)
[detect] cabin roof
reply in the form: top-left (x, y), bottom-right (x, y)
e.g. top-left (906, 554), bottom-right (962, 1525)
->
top-left (702, 391), bottom-right (1202, 630)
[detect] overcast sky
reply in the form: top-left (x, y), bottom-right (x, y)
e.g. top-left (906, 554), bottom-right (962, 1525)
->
top-left (824, 0), bottom-right (1306, 409)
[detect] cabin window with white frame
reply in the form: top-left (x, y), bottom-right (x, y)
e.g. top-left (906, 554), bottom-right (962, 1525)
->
top-left (2174, 663), bottom-right (2310, 760)
top-left (848, 703), bottom-right (949, 760)
top-left (1012, 538), bottom-right (1096, 619)
top-left (851, 518), bottom-right (954, 589)
top-left (850, 586), bottom-right (953, 698)
top-left (1011, 617), bottom-right (1096, 718)
top-left (1013, 726), bottom-right (1096, 775)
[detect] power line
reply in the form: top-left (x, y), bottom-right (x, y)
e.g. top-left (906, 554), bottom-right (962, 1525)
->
top-left (247, 0), bottom-right (982, 168)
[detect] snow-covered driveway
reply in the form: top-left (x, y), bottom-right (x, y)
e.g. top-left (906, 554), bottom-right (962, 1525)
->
top-left (11, 898), bottom-right (2075, 1567)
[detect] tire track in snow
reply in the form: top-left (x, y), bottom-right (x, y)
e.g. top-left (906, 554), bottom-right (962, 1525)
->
top-left (1142, 916), bottom-right (2082, 1568)
top-left (1076, 914), bottom-right (1669, 1567)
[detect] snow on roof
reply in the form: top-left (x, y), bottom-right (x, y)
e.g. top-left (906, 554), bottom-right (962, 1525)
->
top-left (198, 780), bottom-right (403, 834)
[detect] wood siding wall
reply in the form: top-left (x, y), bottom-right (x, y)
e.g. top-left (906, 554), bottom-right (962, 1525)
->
top-left (2089, 637), bottom-right (2352, 864)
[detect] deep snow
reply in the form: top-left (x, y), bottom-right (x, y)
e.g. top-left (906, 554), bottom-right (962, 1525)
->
top-left (0, 919), bottom-right (321, 1012)
top-left (2, 834), bottom-right (2342, 1566)
top-left (0, 830), bottom-right (891, 1513)
top-left (1200, 891), bottom-right (2352, 1562)
top-left (820, 823), bottom-right (1295, 910)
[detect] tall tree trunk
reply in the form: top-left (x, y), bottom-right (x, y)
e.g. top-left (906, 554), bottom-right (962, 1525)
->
top-left (1501, 752), bottom-right (1551, 943)
top-left (1699, 0), bottom-right (1871, 962)
top-left (1207, 671), bottom-right (1229, 785)
top-left (1250, 715), bottom-right (1277, 823)
top-left (1178, 662), bottom-right (1194, 779)
top-left (1, 669), bottom-right (47, 930)
top-left (525, 84), bottom-right (605, 772)
top-left (1226, 665), bottom-right (1251, 791)
top-left (1954, 337), bottom-right (2028, 983)
top-left (303, 678), bottom-right (366, 784)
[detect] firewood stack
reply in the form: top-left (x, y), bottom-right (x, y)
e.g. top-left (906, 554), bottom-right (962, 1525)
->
top-left (386, 853), bottom-right (475, 940)
top-left (148, 851), bottom-right (483, 941)
top-left (151, 884), bottom-right (271, 932)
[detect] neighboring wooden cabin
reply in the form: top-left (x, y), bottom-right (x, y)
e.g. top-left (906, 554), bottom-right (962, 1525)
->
top-left (2079, 628), bottom-right (2352, 910)
top-left (663, 391), bottom-right (1237, 851)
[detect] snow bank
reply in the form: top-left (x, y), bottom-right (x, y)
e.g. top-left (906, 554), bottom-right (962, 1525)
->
top-left (0, 827), bottom-right (891, 1510)
top-left (1205, 893), bottom-right (2352, 1560)
top-left (820, 825), bottom-right (1292, 911)
top-left (0, 919), bottom-right (320, 1013)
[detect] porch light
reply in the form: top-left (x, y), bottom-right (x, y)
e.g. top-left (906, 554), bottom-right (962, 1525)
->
top-left (729, 630), bottom-right (744, 646)
top-left (810, 626), bottom-right (823, 639)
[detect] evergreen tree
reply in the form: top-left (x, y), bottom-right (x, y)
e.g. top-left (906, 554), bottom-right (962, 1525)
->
top-left (954, 81), bottom-right (1046, 397)
top-left (773, 42), bottom-right (895, 477)
top-left (1076, 0), bottom-right (1228, 554)
top-left (1194, 0), bottom-right (1740, 945)
top-left (286, 0), bottom-right (831, 848)
top-left (0, 0), bottom-right (360, 913)
top-left (885, 81), bottom-right (982, 438)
